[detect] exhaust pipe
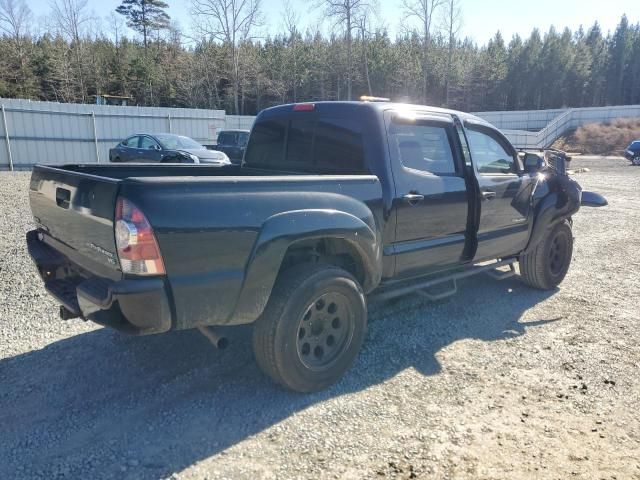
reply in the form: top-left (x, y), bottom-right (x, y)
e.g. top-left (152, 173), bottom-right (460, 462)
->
top-left (59, 305), bottom-right (79, 321)
top-left (197, 326), bottom-right (229, 349)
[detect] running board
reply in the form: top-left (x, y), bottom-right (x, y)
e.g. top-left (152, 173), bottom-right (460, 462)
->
top-left (484, 263), bottom-right (517, 281)
top-left (369, 259), bottom-right (517, 302)
top-left (417, 279), bottom-right (458, 301)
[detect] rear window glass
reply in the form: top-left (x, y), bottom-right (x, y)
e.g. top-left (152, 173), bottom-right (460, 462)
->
top-left (286, 120), bottom-right (314, 164)
top-left (314, 119), bottom-right (365, 172)
top-left (217, 132), bottom-right (235, 145)
top-left (244, 117), bottom-right (366, 173)
top-left (244, 120), bottom-right (287, 166)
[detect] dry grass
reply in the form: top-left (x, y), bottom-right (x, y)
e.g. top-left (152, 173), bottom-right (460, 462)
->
top-left (553, 118), bottom-right (640, 155)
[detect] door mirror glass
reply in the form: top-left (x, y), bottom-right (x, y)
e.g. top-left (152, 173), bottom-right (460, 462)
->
top-left (522, 153), bottom-right (544, 173)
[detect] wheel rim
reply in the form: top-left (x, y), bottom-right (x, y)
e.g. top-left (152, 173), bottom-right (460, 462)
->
top-left (549, 231), bottom-right (569, 276)
top-left (296, 292), bottom-right (355, 371)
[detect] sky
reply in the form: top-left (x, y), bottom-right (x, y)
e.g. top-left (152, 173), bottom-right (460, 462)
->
top-left (28, 0), bottom-right (639, 45)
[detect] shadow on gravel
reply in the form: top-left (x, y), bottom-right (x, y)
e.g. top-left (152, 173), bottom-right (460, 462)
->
top-left (0, 275), bottom-right (558, 479)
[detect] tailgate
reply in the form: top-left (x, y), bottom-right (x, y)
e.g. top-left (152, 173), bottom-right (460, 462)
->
top-left (29, 166), bottom-right (122, 280)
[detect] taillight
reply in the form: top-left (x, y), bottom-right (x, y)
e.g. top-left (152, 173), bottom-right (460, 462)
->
top-left (115, 197), bottom-right (165, 275)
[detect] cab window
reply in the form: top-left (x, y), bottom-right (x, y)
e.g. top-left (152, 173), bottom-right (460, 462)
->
top-left (466, 128), bottom-right (517, 174)
top-left (389, 120), bottom-right (457, 175)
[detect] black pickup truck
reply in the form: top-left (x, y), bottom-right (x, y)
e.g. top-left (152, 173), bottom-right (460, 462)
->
top-left (27, 101), bottom-right (607, 392)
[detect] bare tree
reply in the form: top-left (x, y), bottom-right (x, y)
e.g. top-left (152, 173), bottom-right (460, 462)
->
top-left (0, 0), bottom-right (31, 39)
top-left (106, 12), bottom-right (126, 46)
top-left (402, 0), bottom-right (443, 103)
top-left (441, 0), bottom-right (462, 106)
top-left (50, 0), bottom-right (91, 42)
top-left (190, 0), bottom-right (263, 114)
top-left (50, 0), bottom-right (92, 102)
top-left (0, 0), bottom-right (33, 96)
top-left (282, 0), bottom-right (300, 102)
top-left (317, 0), bottom-right (375, 100)
top-left (357, 14), bottom-right (373, 96)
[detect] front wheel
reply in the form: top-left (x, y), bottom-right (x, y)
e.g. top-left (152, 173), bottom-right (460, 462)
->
top-left (252, 264), bottom-right (367, 393)
top-left (632, 156), bottom-right (640, 166)
top-left (519, 220), bottom-right (574, 290)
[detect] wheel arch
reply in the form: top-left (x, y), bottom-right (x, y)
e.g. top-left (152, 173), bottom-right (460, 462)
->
top-left (228, 209), bottom-right (382, 325)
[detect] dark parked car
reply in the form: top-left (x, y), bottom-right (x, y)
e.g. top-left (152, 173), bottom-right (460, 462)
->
top-left (624, 140), bottom-right (640, 165)
top-left (209, 129), bottom-right (250, 163)
top-left (27, 101), bottom-right (607, 393)
top-left (109, 133), bottom-right (231, 165)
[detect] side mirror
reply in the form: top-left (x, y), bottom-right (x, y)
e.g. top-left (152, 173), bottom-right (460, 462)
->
top-left (523, 153), bottom-right (544, 173)
top-left (153, 144), bottom-right (162, 151)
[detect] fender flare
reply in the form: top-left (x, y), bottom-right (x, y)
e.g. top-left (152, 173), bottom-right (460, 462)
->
top-left (523, 176), bottom-right (581, 255)
top-left (228, 208), bottom-right (382, 324)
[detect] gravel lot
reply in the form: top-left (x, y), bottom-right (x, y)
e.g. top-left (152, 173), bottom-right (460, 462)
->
top-left (1, 157), bottom-right (639, 479)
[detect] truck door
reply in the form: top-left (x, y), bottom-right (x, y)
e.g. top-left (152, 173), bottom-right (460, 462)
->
top-left (463, 123), bottom-right (532, 261)
top-left (386, 112), bottom-right (470, 278)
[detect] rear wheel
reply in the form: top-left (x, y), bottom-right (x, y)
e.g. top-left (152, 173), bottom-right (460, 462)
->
top-left (632, 156), bottom-right (640, 166)
top-left (519, 220), bottom-right (573, 290)
top-left (252, 264), bottom-right (367, 393)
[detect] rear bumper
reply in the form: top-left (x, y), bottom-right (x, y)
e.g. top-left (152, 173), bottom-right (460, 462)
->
top-left (27, 230), bottom-right (172, 335)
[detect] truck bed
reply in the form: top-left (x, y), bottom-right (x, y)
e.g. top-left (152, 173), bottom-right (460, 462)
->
top-left (29, 163), bottom-right (383, 332)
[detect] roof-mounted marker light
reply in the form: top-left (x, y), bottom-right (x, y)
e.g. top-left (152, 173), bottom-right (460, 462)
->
top-left (360, 96), bottom-right (391, 102)
top-left (293, 103), bottom-right (315, 111)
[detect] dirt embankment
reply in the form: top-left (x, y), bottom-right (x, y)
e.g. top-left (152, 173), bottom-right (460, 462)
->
top-left (553, 118), bottom-right (640, 155)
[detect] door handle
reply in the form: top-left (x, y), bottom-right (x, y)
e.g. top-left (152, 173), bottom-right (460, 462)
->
top-left (481, 191), bottom-right (497, 201)
top-left (403, 193), bottom-right (425, 205)
top-left (56, 187), bottom-right (71, 209)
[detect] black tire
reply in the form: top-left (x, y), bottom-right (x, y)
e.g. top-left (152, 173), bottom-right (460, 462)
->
top-left (632, 156), bottom-right (640, 166)
top-left (519, 220), bottom-right (573, 290)
top-left (252, 264), bottom-right (367, 393)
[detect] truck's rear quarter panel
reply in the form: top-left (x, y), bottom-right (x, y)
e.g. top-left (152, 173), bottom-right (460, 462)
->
top-left (119, 175), bottom-right (383, 329)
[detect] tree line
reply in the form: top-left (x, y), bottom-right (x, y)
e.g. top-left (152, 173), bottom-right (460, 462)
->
top-left (0, 0), bottom-right (639, 115)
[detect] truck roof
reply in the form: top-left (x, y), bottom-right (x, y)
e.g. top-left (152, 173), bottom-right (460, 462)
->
top-left (259, 101), bottom-right (492, 128)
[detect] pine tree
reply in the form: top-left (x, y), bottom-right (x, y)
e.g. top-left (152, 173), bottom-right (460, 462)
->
top-left (115, 0), bottom-right (170, 50)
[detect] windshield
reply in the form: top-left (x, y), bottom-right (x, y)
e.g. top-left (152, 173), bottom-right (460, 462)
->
top-left (155, 134), bottom-right (203, 150)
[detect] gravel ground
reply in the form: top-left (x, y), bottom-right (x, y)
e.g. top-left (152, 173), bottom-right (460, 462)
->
top-left (1, 157), bottom-right (639, 480)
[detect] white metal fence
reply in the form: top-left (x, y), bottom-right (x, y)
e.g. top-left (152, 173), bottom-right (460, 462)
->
top-left (2, 99), bottom-right (639, 169)
top-left (0, 99), bottom-right (226, 169)
top-left (475, 105), bottom-right (640, 148)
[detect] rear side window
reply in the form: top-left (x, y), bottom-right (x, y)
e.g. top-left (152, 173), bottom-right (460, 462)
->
top-left (244, 117), bottom-right (366, 173)
top-left (238, 132), bottom-right (249, 146)
top-left (389, 121), bottom-right (456, 174)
